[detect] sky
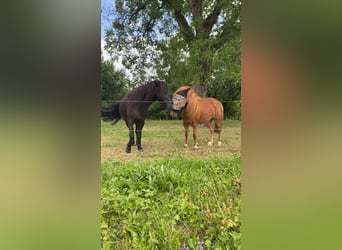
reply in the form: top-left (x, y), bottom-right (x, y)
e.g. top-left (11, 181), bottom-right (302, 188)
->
top-left (100, 0), bottom-right (157, 80)
top-left (101, 0), bottom-right (112, 40)
top-left (101, 0), bottom-right (113, 60)
top-left (101, 0), bottom-right (135, 79)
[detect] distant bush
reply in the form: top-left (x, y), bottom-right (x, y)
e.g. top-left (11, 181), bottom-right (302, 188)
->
top-left (147, 102), bottom-right (171, 120)
top-left (224, 101), bottom-right (240, 120)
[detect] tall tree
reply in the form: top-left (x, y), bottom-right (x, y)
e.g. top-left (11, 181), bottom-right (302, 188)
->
top-left (101, 55), bottom-right (129, 103)
top-left (104, 0), bottom-right (240, 97)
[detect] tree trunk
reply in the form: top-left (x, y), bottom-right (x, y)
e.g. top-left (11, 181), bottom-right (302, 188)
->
top-left (193, 83), bottom-right (207, 98)
top-left (193, 56), bottom-right (210, 98)
top-left (170, 0), bottom-right (224, 98)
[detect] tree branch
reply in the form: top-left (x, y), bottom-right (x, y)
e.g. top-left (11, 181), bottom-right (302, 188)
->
top-left (128, 4), bottom-right (146, 23)
top-left (188, 0), bottom-right (203, 19)
top-left (173, 9), bottom-right (195, 42)
top-left (203, 0), bottom-right (223, 32)
top-left (212, 5), bottom-right (241, 49)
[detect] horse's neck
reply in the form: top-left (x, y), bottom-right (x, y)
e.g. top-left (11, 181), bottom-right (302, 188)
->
top-left (143, 93), bottom-right (155, 103)
top-left (136, 95), bottom-right (153, 110)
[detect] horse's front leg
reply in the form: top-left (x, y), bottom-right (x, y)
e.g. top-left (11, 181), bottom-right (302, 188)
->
top-left (135, 121), bottom-right (145, 152)
top-left (183, 124), bottom-right (190, 147)
top-left (192, 124), bottom-right (199, 150)
top-left (126, 121), bottom-right (134, 153)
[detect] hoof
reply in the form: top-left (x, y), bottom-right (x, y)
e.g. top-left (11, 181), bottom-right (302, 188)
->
top-left (193, 145), bottom-right (199, 150)
top-left (126, 143), bottom-right (132, 153)
top-left (184, 144), bottom-right (188, 148)
top-left (217, 141), bottom-right (222, 147)
top-left (137, 144), bottom-right (144, 152)
top-left (207, 141), bottom-right (213, 146)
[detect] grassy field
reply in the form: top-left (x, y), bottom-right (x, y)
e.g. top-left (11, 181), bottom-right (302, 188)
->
top-left (101, 120), bottom-right (241, 163)
top-left (101, 119), bottom-right (241, 249)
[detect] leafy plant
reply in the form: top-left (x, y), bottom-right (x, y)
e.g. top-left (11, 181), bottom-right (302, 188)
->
top-left (101, 157), bottom-right (241, 249)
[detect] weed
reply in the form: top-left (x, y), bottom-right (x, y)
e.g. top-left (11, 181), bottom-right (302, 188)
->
top-left (101, 157), bottom-right (241, 249)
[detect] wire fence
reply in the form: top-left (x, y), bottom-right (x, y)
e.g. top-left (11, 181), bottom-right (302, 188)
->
top-left (101, 100), bottom-right (241, 121)
top-left (101, 100), bottom-right (241, 104)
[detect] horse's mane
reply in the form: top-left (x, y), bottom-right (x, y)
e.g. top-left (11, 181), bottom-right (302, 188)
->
top-left (176, 86), bottom-right (201, 101)
top-left (124, 80), bottom-right (165, 101)
top-left (176, 85), bottom-right (191, 93)
top-left (188, 88), bottom-right (201, 100)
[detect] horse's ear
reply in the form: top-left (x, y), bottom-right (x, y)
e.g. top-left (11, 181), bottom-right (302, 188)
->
top-left (177, 87), bottom-right (191, 97)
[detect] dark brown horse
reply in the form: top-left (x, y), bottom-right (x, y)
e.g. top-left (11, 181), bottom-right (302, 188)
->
top-left (101, 80), bottom-right (171, 153)
top-left (170, 86), bottom-right (224, 149)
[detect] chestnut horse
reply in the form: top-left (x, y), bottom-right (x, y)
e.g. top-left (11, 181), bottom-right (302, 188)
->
top-left (170, 86), bottom-right (224, 149)
top-left (101, 80), bottom-right (171, 153)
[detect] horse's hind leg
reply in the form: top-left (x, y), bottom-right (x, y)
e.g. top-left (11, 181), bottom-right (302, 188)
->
top-left (207, 122), bottom-right (214, 146)
top-left (215, 120), bottom-right (223, 147)
top-left (135, 120), bottom-right (145, 152)
top-left (126, 121), bottom-right (134, 153)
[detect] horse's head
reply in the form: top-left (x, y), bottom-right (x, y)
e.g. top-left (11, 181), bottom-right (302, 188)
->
top-left (170, 86), bottom-right (191, 117)
top-left (153, 80), bottom-right (172, 109)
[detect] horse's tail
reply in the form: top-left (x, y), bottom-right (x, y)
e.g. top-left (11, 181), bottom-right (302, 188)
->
top-left (101, 103), bottom-right (121, 125)
top-left (214, 101), bottom-right (224, 133)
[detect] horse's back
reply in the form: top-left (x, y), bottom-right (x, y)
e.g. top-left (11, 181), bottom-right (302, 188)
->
top-left (187, 98), bottom-right (222, 125)
top-left (210, 98), bottom-right (224, 119)
top-left (199, 98), bottom-right (223, 119)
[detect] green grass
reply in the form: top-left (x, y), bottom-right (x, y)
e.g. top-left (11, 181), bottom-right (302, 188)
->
top-left (101, 120), bottom-right (240, 163)
top-left (101, 120), bottom-right (241, 249)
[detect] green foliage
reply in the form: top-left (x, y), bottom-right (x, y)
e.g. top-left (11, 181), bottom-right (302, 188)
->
top-left (101, 157), bottom-right (241, 249)
top-left (104, 0), bottom-right (241, 99)
top-left (210, 36), bottom-right (241, 98)
top-left (103, 0), bottom-right (241, 117)
top-left (224, 101), bottom-right (241, 120)
top-left (207, 36), bottom-right (241, 119)
top-left (147, 102), bottom-right (171, 120)
top-left (101, 56), bottom-right (129, 102)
